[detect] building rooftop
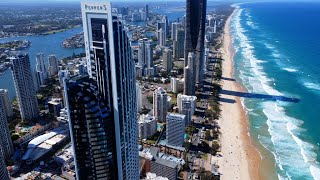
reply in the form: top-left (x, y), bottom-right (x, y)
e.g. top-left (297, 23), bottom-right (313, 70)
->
top-left (139, 114), bottom-right (156, 123)
top-left (139, 147), bottom-right (184, 167)
top-left (48, 98), bottom-right (63, 105)
top-left (167, 113), bottom-right (186, 119)
top-left (55, 144), bottom-right (74, 164)
top-left (22, 126), bottom-right (69, 162)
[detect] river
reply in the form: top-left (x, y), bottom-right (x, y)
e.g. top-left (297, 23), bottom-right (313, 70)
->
top-left (0, 27), bottom-right (84, 100)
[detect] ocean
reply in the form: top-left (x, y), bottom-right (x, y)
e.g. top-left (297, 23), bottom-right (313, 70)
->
top-left (231, 2), bottom-right (320, 179)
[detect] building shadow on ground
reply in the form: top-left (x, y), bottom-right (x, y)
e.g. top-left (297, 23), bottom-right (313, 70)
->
top-left (220, 89), bottom-right (300, 103)
top-left (219, 97), bottom-right (236, 104)
top-left (221, 77), bottom-right (236, 81)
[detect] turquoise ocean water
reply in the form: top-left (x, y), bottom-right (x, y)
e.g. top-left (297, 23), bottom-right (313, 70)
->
top-left (231, 2), bottom-right (320, 179)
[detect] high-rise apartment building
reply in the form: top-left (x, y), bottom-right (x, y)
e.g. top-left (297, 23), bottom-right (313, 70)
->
top-left (0, 93), bottom-right (13, 160)
top-left (177, 94), bottom-right (197, 125)
top-left (161, 16), bottom-right (169, 39)
top-left (184, 0), bottom-right (207, 91)
top-left (138, 38), bottom-right (153, 77)
top-left (138, 114), bottom-right (157, 140)
top-left (75, 2), bottom-right (139, 179)
top-left (138, 39), bottom-right (146, 66)
top-left (136, 82), bottom-right (143, 112)
top-left (173, 28), bottom-right (185, 60)
top-left (153, 87), bottom-right (168, 123)
top-left (171, 22), bottom-right (180, 41)
top-left (166, 113), bottom-right (185, 147)
top-left (184, 52), bottom-right (196, 95)
top-left (11, 53), bottom-right (39, 121)
top-left (145, 4), bottom-right (149, 20)
top-left (48, 55), bottom-right (59, 77)
top-left (36, 53), bottom-right (48, 84)
top-left (159, 28), bottom-right (166, 47)
top-left (163, 48), bottom-right (172, 73)
top-left (32, 69), bottom-right (41, 92)
top-left (0, 89), bottom-right (13, 118)
top-left (145, 40), bottom-right (153, 68)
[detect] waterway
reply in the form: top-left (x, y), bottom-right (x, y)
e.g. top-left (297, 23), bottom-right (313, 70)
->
top-left (0, 27), bottom-right (84, 100)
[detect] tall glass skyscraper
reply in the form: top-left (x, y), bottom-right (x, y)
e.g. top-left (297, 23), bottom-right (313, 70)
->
top-left (65, 2), bottom-right (139, 179)
top-left (65, 76), bottom-right (115, 179)
top-left (11, 53), bottom-right (39, 121)
top-left (0, 149), bottom-right (9, 180)
top-left (184, 0), bottom-right (207, 95)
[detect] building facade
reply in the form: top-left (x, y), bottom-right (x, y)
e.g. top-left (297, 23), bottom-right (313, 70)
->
top-left (153, 87), bottom-right (168, 123)
top-left (65, 76), bottom-right (115, 179)
top-left (0, 149), bottom-right (9, 180)
top-left (138, 38), bottom-right (153, 77)
top-left (36, 53), bottom-right (48, 84)
top-left (138, 114), bottom-right (157, 140)
top-left (166, 113), bottom-right (185, 147)
top-left (177, 94), bottom-right (197, 125)
top-left (0, 93), bottom-right (14, 160)
top-left (11, 53), bottom-right (39, 121)
top-left (136, 82), bottom-right (143, 112)
top-left (163, 48), bottom-right (172, 73)
top-left (173, 28), bottom-right (185, 60)
top-left (80, 2), bottom-right (139, 179)
top-left (184, 52), bottom-right (196, 95)
top-left (48, 55), bottom-right (59, 77)
top-left (0, 89), bottom-right (13, 118)
top-left (171, 22), bottom-right (180, 41)
top-left (184, 0), bottom-right (207, 90)
top-left (149, 147), bottom-right (178, 180)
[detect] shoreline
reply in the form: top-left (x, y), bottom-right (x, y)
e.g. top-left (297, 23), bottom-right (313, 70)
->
top-left (217, 9), bottom-right (262, 180)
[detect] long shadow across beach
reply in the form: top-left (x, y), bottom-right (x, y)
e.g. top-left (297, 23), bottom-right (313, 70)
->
top-left (221, 77), bottom-right (236, 81)
top-left (220, 89), bottom-right (300, 103)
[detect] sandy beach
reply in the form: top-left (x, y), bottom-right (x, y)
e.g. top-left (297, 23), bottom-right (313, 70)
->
top-left (217, 10), bottom-right (262, 180)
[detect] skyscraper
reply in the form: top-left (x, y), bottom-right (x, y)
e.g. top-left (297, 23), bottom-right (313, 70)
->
top-left (166, 113), bottom-right (185, 147)
top-left (0, 89), bottom-right (13, 118)
top-left (158, 28), bottom-right (166, 47)
top-left (48, 55), bottom-right (59, 77)
top-left (0, 149), bottom-right (9, 180)
top-left (65, 76), bottom-right (115, 179)
top-left (162, 16), bottom-right (169, 39)
top-left (153, 87), bottom-right (168, 123)
top-left (0, 92), bottom-right (13, 160)
top-left (145, 4), bottom-right (149, 21)
top-left (136, 82), bottom-right (143, 112)
top-left (36, 53), bottom-right (48, 84)
top-left (138, 39), bottom-right (146, 66)
top-left (173, 28), bottom-right (185, 60)
top-left (11, 53), bottom-right (39, 121)
top-left (171, 22), bottom-right (180, 41)
top-left (177, 94), bottom-right (197, 125)
top-left (79, 1), bottom-right (139, 179)
top-left (145, 40), bottom-right (154, 68)
top-left (184, 0), bottom-right (207, 90)
top-left (32, 69), bottom-right (41, 92)
top-left (163, 48), bottom-right (173, 73)
top-left (184, 52), bottom-right (196, 95)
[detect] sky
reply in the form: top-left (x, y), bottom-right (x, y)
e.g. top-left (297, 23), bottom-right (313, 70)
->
top-left (0, 0), bottom-right (319, 4)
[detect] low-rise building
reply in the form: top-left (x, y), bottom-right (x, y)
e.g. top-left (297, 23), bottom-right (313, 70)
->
top-left (139, 147), bottom-right (184, 180)
top-left (22, 126), bottom-right (69, 164)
